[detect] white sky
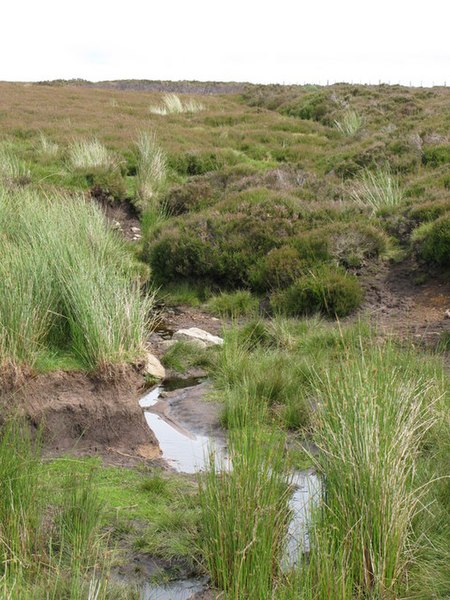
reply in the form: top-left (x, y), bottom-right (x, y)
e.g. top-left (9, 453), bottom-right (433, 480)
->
top-left (1, 0), bottom-right (449, 86)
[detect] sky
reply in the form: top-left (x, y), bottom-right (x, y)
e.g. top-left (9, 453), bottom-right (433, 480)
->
top-left (1, 0), bottom-right (449, 86)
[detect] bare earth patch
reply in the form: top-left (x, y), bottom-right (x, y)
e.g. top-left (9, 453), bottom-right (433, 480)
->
top-left (0, 366), bottom-right (159, 466)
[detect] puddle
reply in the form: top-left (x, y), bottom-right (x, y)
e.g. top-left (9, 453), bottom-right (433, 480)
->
top-left (140, 386), bottom-right (162, 408)
top-left (140, 380), bottom-right (226, 473)
top-left (142, 576), bottom-right (208, 600)
top-left (285, 470), bottom-right (321, 565)
top-left (139, 380), bottom-right (320, 589)
top-left (144, 411), bottom-right (223, 473)
top-left (154, 321), bottom-right (175, 340)
top-left (163, 376), bottom-right (205, 392)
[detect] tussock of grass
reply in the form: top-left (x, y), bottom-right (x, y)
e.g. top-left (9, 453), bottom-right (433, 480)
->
top-left (68, 138), bottom-right (113, 171)
top-left (149, 93), bottom-right (205, 115)
top-left (37, 132), bottom-right (59, 157)
top-left (135, 131), bottom-right (167, 211)
top-left (350, 167), bottom-right (404, 213)
top-left (0, 146), bottom-right (31, 185)
top-left (198, 423), bottom-right (291, 598)
top-left (0, 186), bottom-right (154, 372)
top-left (334, 109), bottom-right (364, 135)
top-left (301, 343), bottom-right (446, 598)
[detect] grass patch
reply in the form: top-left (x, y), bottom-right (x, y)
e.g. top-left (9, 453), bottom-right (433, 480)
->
top-left (149, 93), bottom-right (205, 115)
top-left (350, 167), bottom-right (404, 213)
top-left (135, 131), bottom-right (167, 212)
top-left (198, 422), bottom-right (291, 598)
top-left (334, 109), bottom-right (364, 135)
top-left (205, 290), bottom-right (259, 318)
top-left (0, 186), bottom-right (154, 373)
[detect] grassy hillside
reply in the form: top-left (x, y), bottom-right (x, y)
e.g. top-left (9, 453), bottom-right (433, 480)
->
top-left (1, 81), bottom-right (448, 318)
top-left (0, 81), bottom-right (448, 598)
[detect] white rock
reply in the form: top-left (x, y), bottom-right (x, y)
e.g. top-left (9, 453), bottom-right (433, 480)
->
top-left (143, 353), bottom-right (165, 380)
top-left (444, 309), bottom-right (450, 319)
top-left (160, 339), bottom-right (177, 351)
top-left (131, 226), bottom-right (141, 233)
top-left (173, 327), bottom-right (223, 348)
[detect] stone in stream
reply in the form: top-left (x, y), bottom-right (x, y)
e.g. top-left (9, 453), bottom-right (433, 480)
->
top-left (143, 352), bottom-right (166, 380)
top-left (173, 327), bottom-right (223, 348)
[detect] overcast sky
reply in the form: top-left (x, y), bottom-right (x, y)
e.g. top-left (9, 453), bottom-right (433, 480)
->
top-left (1, 0), bottom-right (449, 86)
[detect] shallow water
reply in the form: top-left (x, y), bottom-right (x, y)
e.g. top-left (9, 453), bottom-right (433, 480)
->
top-left (140, 381), bottom-right (320, 596)
top-left (142, 577), bottom-right (208, 600)
top-left (144, 411), bottom-right (223, 473)
top-left (286, 469), bottom-right (321, 565)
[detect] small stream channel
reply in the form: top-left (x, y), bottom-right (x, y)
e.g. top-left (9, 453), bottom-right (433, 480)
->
top-left (139, 379), bottom-right (320, 599)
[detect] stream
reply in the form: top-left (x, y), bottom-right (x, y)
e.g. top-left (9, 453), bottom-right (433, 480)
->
top-left (139, 379), bottom-right (320, 599)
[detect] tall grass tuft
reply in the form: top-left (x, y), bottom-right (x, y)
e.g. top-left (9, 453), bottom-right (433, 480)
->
top-left (198, 420), bottom-right (292, 599)
top-left (0, 421), bottom-right (40, 578)
top-left (302, 343), bottom-right (441, 598)
top-left (0, 186), bottom-right (154, 373)
top-left (135, 131), bottom-right (167, 211)
top-left (0, 419), bottom-right (123, 598)
top-left (37, 132), bottom-right (59, 157)
top-left (0, 147), bottom-right (31, 185)
top-left (350, 167), bottom-right (404, 213)
top-left (149, 93), bottom-right (205, 115)
top-left (334, 109), bottom-right (364, 135)
top-left (68, 138), bottom-right (114, 170)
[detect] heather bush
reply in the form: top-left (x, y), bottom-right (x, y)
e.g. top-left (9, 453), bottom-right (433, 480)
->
top-left (407, 198), bottom-right (450, 224)
top-left (320, 222), bottom-right (387, 267)
top-left (163, 179), bottom-right (215, 215)
top-left (147, 189), bottom-right (300, 287)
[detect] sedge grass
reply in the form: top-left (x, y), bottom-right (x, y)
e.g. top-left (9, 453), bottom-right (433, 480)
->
top-left (149, 93), bottom-right (205, 115)
top-left (350, 167), bottom-right (404, 213)
top-left (135, 131), bottom-right (167, 211)
top-left (299, 342), bottom-right (444, 598)
top-left (334, 109), bottom-right (364, 136)
top-left (68, 138), bottom-right (114, 171)
top-left (198, 418), bottom-right (292, 599)
top-left (0, 186), bottom-right (154, 373)
top-left (0, 420), bottom-right (125, 599)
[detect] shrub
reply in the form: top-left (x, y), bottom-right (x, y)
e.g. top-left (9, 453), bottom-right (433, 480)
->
top-left (163, 180), bottom-right (215, 215)
top-left (270, 266), bottom-right (363, 318)
top-left (147, 189), bottom-right (300, 287)
top-left (250, 245), bottom-right (310, 291)
top-left (168, 150), bottom-right (241, 176)
top-left (413, 214), bottom-right (450, 266)
top-left (206, 290), bottom-right (259, 318)
top-left (407, 198), bottom-right (450, 225)
top-left (282, 91), bottom-right (332, 123)
top-left (320, 222), bottom-right (387, 267)
top-left (87, 167), bottom-right (127, 201)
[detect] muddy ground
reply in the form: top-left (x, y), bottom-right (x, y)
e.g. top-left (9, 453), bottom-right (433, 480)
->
top-left (0, 366), bottom-right (159, 466)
